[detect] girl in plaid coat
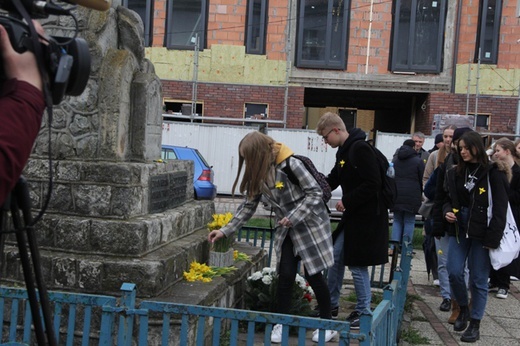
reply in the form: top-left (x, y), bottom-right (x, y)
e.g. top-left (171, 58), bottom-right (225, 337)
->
top-left (208, 131), bottom-right (335, 343)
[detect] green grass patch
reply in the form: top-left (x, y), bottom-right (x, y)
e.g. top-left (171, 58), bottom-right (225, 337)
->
top-left (245, 218), bottom-right (273, 228)
top-left (341, 291), bottom-right (383, 305)
top-left (400, 327), bottom-right (430, 344)
top-left (388, 227), bottom-right (425, 250)
top-left (404, 293), bottom-right (423, 313)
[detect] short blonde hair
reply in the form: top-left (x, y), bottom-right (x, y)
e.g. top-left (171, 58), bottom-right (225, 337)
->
top-left (316, 112), bottom-right (346, 134)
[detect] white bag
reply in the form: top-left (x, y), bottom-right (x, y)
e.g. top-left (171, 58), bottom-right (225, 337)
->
top-left (487, 177), bottom-right (520, 270)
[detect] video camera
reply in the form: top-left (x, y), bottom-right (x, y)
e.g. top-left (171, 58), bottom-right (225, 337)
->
top-left (0, 0), bottom-right (91, 104)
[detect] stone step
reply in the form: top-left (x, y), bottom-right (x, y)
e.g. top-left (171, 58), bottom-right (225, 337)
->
top-left (2, 227), bottom-right (217, 297)
top-left (2, 200), bottom-right (214, 257)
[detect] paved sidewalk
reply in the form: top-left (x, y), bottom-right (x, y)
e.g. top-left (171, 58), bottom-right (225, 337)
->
top-left (406, 250), bottom-right (520, 346)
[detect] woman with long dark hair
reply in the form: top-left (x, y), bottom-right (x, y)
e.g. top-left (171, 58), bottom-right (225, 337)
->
top-left (442, 131), bottom-right (510, 342)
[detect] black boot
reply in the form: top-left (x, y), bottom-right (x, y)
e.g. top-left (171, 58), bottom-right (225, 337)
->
top-left (454, 305), bottom-right (469, 331)
top-left (461, 319), bottom-right (480, 343)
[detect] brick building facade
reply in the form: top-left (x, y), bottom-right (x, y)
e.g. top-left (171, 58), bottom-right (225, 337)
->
top-left (127, 0), bottom-right (520, 136)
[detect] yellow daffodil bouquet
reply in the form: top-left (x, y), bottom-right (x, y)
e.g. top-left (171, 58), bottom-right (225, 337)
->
top-left (208, 212), bottom-right (234, 252)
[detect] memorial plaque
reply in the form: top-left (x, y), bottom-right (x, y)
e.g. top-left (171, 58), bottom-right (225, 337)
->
top-left (149, 172), bottom-right (188, 213)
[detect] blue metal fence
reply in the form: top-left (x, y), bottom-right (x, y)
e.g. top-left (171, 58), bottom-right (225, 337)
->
top-left (238, 226), bottom-right (402, 289)
top-left (0, 236), bottom-right (413, 345)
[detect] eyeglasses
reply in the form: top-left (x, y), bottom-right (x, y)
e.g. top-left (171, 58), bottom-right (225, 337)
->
top-left (322, 128), bottom-right (335, 141)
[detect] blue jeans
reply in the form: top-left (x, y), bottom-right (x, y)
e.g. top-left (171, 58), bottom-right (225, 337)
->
top-left (349, 266), bottom-right (371, 313)
top-left (327, 230), bottom-right (345, 308)
top-left (435, 235), bottom-right (451, 300)
top-left (391, 211), bottom-right (416, 247)
top-left (447, 235), bottom-right (490, 320)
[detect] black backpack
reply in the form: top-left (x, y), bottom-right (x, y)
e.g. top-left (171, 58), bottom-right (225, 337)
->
top-left (282, 155), bottom-right (332, 204)
top-left (350, 141), bottom-right (397, 209)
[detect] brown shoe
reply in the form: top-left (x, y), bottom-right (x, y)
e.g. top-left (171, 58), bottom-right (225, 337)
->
top-left (448, 300), bottom-right (460, 324)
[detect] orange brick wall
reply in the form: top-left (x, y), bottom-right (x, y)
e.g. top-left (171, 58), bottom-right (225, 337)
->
top-left (151, 0), bottom-right (288, 60)
top-left (348, 1), bottom-right (393, 74)
top-left (457, 0), bottom-right (520, 68)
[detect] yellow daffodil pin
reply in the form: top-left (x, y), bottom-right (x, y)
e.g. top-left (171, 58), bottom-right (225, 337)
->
top-left (275, 181), bottom-right (284, 189)
top-left (438, 249), bottom-right (443, 255)
top-left (479, 187), bottom-right (486, 195)
top-left (452, 208), bottom-right (459, 214)
top-left (339, 160), bottom-right (345, 167)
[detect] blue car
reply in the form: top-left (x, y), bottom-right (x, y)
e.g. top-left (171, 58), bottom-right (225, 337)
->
top-left (161, 145), bottom-right (217, 200)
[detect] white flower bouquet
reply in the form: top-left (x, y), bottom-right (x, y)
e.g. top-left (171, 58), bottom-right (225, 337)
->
top-left (244, 267), bottom-right (314, 316)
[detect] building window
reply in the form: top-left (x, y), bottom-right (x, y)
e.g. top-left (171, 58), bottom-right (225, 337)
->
top-left (166, 0), bottom-right (207, 49)
top-left (476, 0), bottom-right (502, 64)
top-left (295, 0), bottom-right (351, 70)
top-left (244, 103), bottom-right (268, 126)
top-left (475, 114), bottom-right (490, 130)
top-left (390, 0), bottom-right (447, 73)
top-left (122, 0), bottom-right (154, 46)
top-left (246, 0), bottom-right (268, 55)
top-left (163, 99), bottom-right (203, 122)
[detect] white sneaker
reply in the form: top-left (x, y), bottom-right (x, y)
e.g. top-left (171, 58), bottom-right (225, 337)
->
top-left (433, 279), bottom-right (440, 286)
top-left (271, 324), bottom-right (282, 343)
top-left (312, 329), bottom-right (337, 342)
top-left (496, 288), bottom-right (508, 299)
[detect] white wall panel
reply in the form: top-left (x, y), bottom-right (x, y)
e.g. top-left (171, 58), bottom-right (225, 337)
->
top-left (161, 123), bottom-right (434, 195)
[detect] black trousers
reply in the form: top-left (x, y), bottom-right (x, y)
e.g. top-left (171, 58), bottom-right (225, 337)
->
top-left (277, 235), bottom-right (332, 319)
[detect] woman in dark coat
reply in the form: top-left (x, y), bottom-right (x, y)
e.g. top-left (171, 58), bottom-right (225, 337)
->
top-left (390, 139), bottom-right (425, 249)
top-left (442, 131), bottom-right (509, 343)
top-left (489, 138), bottom-right (520, 299)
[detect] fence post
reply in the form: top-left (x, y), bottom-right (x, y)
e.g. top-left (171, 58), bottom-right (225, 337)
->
top-left (118, 283), bottom-right (137, 346)
top-left (358, 310), bottom-right (373, 346)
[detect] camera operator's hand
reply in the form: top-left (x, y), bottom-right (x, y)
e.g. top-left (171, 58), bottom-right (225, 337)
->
top-left (0, 21), bottom-right (44, 91)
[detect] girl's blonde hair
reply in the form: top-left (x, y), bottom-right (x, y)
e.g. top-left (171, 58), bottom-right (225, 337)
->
top-left (494, 137), bottom-right (520, 169)
top-left (436, 124), bottom-right (458, 167)
top-left (232, 131), bottom-right (277, 199)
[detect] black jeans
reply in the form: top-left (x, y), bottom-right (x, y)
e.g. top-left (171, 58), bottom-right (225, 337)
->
top-left (277, 235), bottom-right (332, 319)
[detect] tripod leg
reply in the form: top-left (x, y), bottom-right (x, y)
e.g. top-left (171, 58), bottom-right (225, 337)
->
top-left (11, 178), bottom-right (57, 346)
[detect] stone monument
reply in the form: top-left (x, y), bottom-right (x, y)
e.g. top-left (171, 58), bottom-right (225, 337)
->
top-left (1, 5), bottom-right (216, 298)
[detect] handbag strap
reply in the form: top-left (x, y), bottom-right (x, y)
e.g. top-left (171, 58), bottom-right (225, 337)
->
top-left (487, 175), bottom-right (492, 227)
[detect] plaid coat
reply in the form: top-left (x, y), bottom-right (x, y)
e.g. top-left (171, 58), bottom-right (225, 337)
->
top-left (220, 154), bottom-right (334, 276)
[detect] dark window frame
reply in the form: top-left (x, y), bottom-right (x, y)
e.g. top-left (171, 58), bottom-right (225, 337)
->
top-left (165, 0), bottom-right (208, 50)
top-left (475, 0), bottom-right (502, 64)
top-left (245, 0), bottom-right (269, 55)
top-left (122, 0), bottom-right (154, 47)
top-left (295, 0), bottom-right (351, 70)
top-left (390, 0), bottom-right (447, 73)
top-left (469, 112), bottom-right (490, 130)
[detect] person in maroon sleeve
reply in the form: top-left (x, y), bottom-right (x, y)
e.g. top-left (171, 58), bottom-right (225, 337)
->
top-left (0, 22), bottom-right (46, 205)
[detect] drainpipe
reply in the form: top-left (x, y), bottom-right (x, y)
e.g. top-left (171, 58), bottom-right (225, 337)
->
top-left (450, 0), bottom-right (463, 93)
top-left (282, 1), bottom-right (293, 128)
top-left (365, 0), bottom-right (374, 74)
top-left (515, 80), bottom-right (520, 135)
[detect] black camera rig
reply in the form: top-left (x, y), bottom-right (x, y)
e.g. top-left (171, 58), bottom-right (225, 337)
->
top-left (0, 0), bottom-right (91, 104)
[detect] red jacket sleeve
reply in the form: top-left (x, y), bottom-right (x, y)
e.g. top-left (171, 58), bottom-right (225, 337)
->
top-left (0, 79), bottom-right (45, 204)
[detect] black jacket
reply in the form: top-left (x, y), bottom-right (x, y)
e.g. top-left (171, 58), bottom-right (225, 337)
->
top-left (392, 145), bottom-right (425, 213)
top-left (437, 162), bottom-right (509, 249)
top-left (326, 128), bottom-right (388, 266)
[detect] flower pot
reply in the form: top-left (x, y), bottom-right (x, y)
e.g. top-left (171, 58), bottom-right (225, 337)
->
top-left (209, 248), bottom-right (234, 267)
